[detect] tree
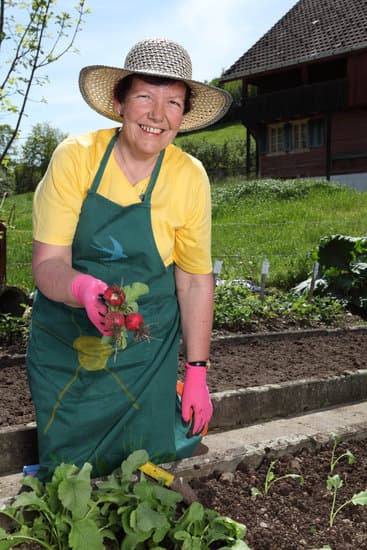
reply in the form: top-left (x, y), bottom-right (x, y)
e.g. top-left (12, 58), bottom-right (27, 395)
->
top-left (22, 121), bottom-right (66, 173)
top-left (15, 121), bottom-right (67, 192)
top-left (0, 124), bottom-right (18, 164)
top-left (0, 124), bottom-right (18, 194)
top-left (0, 0), bottom-right (90, 165)
top-left (210, 77), bottom-right (243, 123)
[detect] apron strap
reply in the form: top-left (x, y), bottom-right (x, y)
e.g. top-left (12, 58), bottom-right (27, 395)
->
top-left (90, 131), bottom-right (120, 193)
top-left (90, 130), bottom-right (165, 199)
top-left (144, 150), bottom-right (165, 204)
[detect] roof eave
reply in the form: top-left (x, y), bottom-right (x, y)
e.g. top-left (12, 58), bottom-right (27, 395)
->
top-left (220, 42), bottom-right (367, 83)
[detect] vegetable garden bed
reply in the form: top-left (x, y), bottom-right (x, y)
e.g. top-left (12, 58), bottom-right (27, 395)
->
top-left (1, 322), bottom-right (366, 548)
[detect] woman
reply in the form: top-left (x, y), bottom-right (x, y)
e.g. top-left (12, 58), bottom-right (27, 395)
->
top-left (26, 37), bottom-right (232, 480)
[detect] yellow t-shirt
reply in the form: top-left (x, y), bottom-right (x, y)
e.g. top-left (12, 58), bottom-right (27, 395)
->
top-left (33, 128), bottom-right (212, 274)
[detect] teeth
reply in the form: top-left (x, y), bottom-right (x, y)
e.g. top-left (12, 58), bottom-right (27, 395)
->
top-left (140, 125), bottom-right (163, 134)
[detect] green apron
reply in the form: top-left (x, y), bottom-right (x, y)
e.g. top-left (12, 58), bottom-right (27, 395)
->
top-left (26, 131), bottom-right (201, 480)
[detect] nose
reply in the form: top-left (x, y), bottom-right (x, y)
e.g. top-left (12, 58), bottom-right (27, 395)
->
top-left (148, 98), bottom-right (164, 122)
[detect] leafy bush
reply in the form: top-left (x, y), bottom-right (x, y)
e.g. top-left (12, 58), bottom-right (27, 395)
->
top-left (178, 137), bottom-right (248, 176)
top-left (295, 234), bottom-right (367, 315)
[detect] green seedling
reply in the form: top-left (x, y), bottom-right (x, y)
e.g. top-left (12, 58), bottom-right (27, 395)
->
top-left (327, 474), bottom-right (367, 527)
top-left (251, 460), bottom-right (304, 497)
top-left (329, 433), bottom-right (355, 473)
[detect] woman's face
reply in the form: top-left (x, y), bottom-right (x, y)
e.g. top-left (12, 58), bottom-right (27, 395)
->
top-left (115, 77), bottom-right (186, 157)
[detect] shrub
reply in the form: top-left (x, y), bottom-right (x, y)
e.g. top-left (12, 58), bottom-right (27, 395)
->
top-left (294, 234), bottom-right (367, 315)
top-left (178, 137), bottom-right (249, 176)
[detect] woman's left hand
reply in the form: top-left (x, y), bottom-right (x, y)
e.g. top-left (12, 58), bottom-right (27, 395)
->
top-left (181, 364), bottom-right (213, 434)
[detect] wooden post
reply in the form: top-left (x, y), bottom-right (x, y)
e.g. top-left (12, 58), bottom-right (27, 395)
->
top-left (325, 113), bottom-right (332, 181)
top-left (246, 129), bottom-right (251, 177)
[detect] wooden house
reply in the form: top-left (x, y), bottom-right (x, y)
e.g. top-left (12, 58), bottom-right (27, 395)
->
top-left (221, 0), bottom-right (367, 189)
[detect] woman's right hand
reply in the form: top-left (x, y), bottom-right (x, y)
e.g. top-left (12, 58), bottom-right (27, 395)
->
top-left (71, 273), bottom-right (111, 335)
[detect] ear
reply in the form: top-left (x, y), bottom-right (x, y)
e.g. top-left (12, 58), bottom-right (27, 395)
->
top-left (113, 98), bottom-right (123, 118)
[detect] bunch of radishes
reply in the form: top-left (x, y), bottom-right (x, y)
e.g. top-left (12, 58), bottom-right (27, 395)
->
top-left (101, 283), bottom-right (149, 351)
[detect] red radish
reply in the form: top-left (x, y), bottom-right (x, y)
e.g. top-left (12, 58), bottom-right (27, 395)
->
top-left (104, 311), bottom-right (125, 333)
top-left (103, 285), bottom-right (126, 306)
top-left (125, 312), bottom-right (144, 331)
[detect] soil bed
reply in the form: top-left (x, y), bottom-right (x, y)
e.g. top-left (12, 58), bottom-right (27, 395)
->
top-left (1, 326), bottom-right (366, 426)
top-left (192, 438), bottom-right (367, 550)
top-left (1, 319), bottom-right (366, 549)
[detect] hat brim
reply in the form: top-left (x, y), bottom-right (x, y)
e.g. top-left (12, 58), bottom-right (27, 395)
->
top-left (79, 65), bottom-right (232, 133)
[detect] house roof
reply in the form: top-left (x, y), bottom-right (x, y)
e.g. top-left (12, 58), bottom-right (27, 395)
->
top-left (221, 0), bottom-right (367, 82)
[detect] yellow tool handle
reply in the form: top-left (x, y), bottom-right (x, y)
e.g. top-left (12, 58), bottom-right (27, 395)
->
top-left (139, 461), bottom-right (175, 487)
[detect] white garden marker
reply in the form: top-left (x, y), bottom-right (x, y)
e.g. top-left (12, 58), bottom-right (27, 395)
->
top-left (213, 260), bottom-right (223, 283)
top-left (260, 259), bottom-right (269, 301)
top-left (308, 261), bottom-right (320, 302)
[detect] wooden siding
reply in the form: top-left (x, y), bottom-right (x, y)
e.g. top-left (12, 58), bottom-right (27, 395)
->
top-left (259, 110), bottom-right (367, 178)
top-left (347, 52), bottom-right (367, 106)
top-left (260, 149), bottom-right (326, 178)
top-left (331, 109), bottom-right (367, 174)
top-left (331, 110), bottom-right (367, 154)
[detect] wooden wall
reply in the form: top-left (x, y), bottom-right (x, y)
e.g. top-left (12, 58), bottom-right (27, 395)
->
top-left (259, 109), bottom-right (367, 178)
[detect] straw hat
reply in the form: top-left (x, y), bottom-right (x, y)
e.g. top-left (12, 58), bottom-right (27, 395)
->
top-left (79, 38), bottom-right (232, 133)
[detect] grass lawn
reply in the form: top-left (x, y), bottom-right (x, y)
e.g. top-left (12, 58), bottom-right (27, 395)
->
top-left (2, 177), bottom-right (367, 294)
top-left (175, 122), bottom-right (246, 145)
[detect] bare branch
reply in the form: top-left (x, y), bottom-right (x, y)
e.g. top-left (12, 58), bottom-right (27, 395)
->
top-left (0, 0), bottom-right (90, 165)
top-left (0, 1), bottom-right (5, 48)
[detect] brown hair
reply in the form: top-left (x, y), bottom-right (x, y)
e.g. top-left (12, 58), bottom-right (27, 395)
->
top-left (114, 74), bottom-right (192, 114)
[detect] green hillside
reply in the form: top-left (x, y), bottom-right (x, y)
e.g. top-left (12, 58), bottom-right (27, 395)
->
top-left (175, 122), bottom-right (246, 145)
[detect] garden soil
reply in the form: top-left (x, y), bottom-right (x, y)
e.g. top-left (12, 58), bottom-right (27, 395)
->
top-left (1, 321), bottom-right (367, 549)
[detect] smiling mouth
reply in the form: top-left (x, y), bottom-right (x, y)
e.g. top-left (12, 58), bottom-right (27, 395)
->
top-left (140, 124), bottom-right (163, 135)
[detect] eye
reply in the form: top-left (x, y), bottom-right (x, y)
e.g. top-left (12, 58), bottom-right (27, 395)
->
top-left (170, 99), bottom-right (183, 109)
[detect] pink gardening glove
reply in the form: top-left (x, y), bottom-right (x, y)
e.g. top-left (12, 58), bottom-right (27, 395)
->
top-left (71, 273), bottom-right (111, 336)
top-left (181, 364), bottom-right (213, 435)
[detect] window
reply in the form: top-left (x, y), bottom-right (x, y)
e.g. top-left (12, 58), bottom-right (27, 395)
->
top-left (268, 124), bottom-right (285, 153)
top-left (263, 118), bottom-right (324, 155)
top-left (291, 120), bottom-right (308, 150)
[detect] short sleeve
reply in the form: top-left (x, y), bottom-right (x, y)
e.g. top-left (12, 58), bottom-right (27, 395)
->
top-left (32, 130), bottom-right (113, 245)
top-left (172, 157), bottom-right (212, 274)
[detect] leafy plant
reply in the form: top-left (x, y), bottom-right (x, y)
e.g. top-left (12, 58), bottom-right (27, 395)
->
top-left (329, 434), bottom-right (355, 473)
top-left (325, 436), bottom-right (367, 527)
top-left (214, 282), bottom-right (344, 331)
top-left (295, 234), bottom-right (367, 314)
top-left (327, 474), bottom-right (367, 527)
top-left (250, 460), bottom-right (304, 497)
top-left (0, 308), bottom-right (30, 346)
top-left (0, 450), bottom-right (250, 549)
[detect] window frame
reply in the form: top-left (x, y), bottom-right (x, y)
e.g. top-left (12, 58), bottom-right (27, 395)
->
top-left (267, 123), bottom-right (285, 154)
top-left (290, 119), bottom-right (309, 152)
